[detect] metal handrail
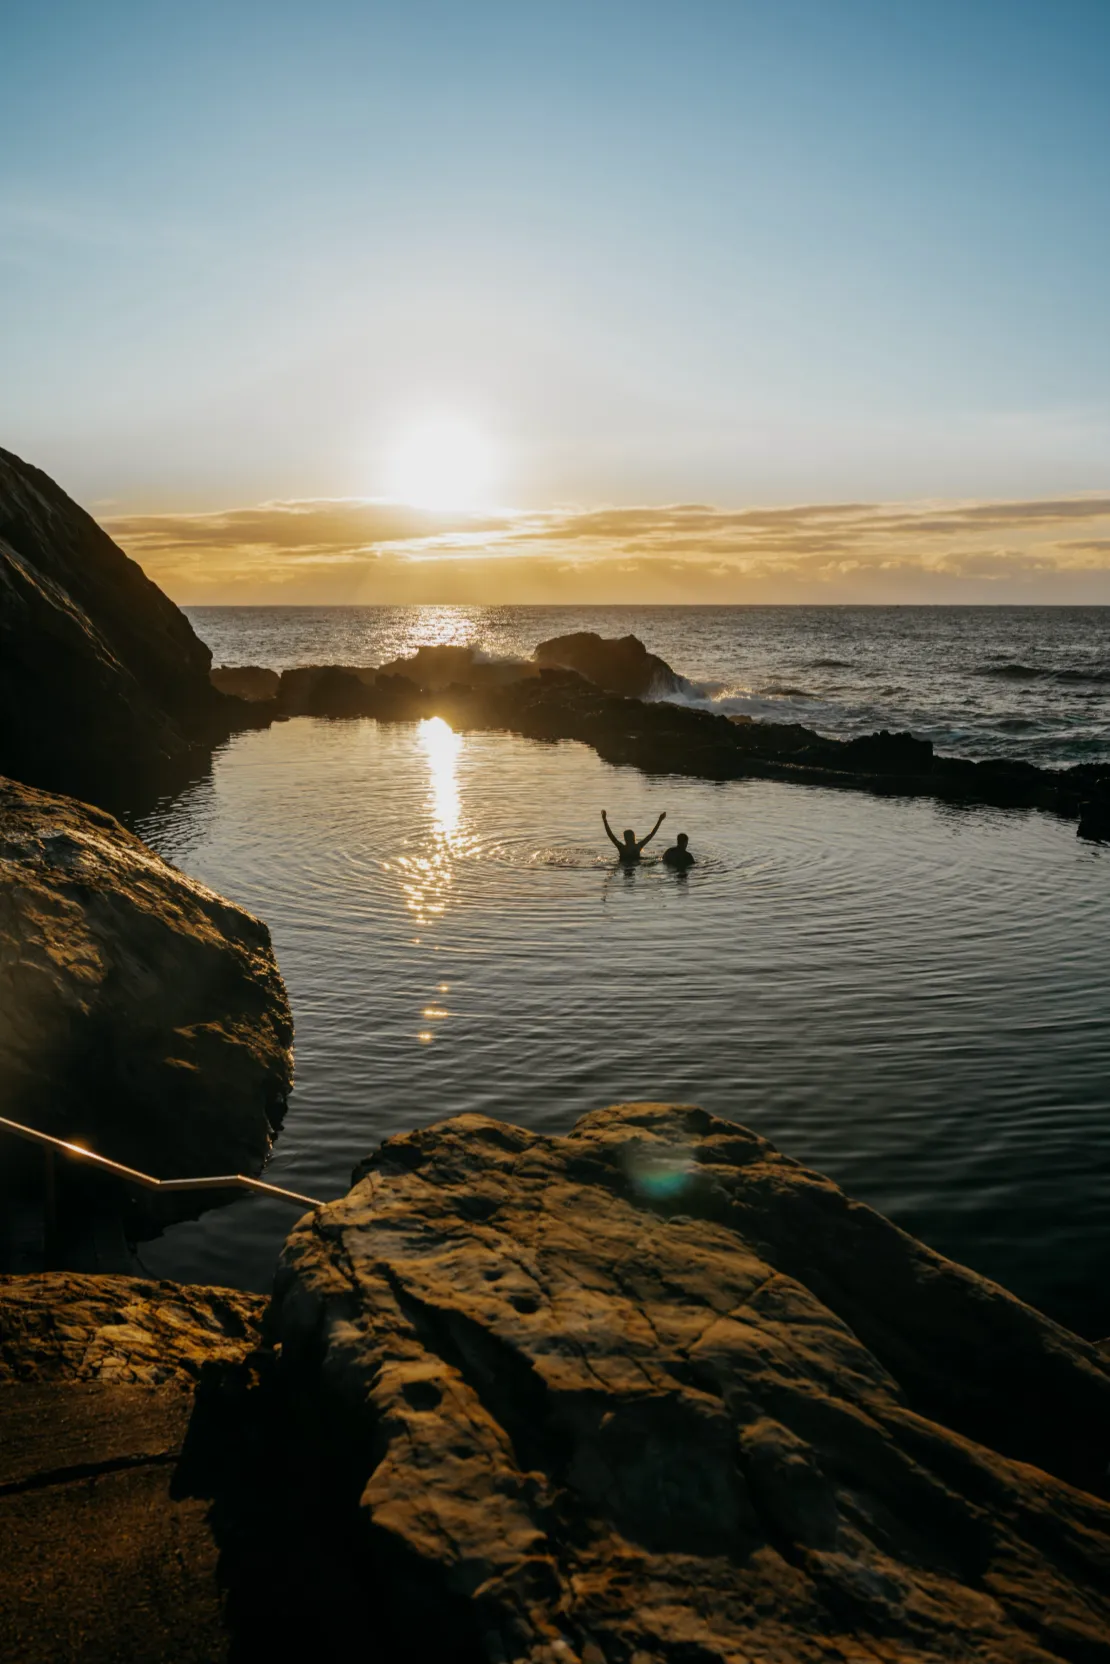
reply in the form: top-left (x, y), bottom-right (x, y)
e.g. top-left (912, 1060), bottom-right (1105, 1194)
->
top-left (0, 1112), bottom-right (325, 1209)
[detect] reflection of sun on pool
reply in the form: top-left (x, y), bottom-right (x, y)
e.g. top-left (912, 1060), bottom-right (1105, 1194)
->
top-left (420, 716), bottom-right (461, 838)
top-left (393, 718), bottom-right (470, 932)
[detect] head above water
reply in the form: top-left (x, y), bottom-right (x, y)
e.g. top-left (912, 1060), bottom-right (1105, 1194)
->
top-left (623, 829), bottom-right (636, 845)
top-left (676, 833), bottom-right (689, 848)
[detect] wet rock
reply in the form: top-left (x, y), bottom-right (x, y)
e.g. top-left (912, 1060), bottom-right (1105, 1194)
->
top-left (209, 665), bottom-right (280, 702)
top-left (276, 664), bottom-right (427, 720)
top-left (1077, 781), bottom-right (1110, 842)
top-left (0, 774), bottom-right (293, 1182)
top-left (273, 1102), bottom-right (1110, 1664)
top-left (0, 1272), bottom-right (265, 1386)
top-left (0, 447), bottom-right (233, 800)
top-left (534, 630), bottom-right (687, 697)
top-left (838, 728), bottom-right (934, 774)
top-left (377, 643), bottom-right (538, 690)
top-left (230, 648), bottom-right (1092, 824)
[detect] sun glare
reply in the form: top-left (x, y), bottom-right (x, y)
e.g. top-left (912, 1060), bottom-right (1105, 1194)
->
top-left (384, 416), bottom-right (499, 510)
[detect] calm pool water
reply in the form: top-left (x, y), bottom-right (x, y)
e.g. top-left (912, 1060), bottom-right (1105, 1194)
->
top-left (136, 715), bottom-right (1110, 1336)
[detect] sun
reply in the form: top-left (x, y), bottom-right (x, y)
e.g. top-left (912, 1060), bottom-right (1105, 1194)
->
top-left (384, 416), bottom-right (499, 510)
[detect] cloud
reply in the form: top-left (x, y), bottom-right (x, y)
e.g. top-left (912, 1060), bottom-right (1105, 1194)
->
top-left (101, 491), bottom-right (1110, 604)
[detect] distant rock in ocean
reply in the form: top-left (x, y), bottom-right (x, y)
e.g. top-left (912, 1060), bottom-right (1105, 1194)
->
top-left (0, 773), bottom-right (293, 1189)
top-left (274, 1101), bottom-right (1110, 1662)
top-left (534, 629), bottom-right (687, 697)
top-left (0, 447), bottom-right (233, 801)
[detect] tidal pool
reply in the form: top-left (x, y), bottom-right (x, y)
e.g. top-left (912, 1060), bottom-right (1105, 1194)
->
top-left (135, 714), bottom-right (1110, 1335)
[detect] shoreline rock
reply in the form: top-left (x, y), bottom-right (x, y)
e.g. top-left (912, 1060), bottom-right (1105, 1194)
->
top-left (271, 1101), bottom-right (1110, 1662)
top-left (209, 646), bottom-right (1110, 825)
top-left (0, 775), bottom-right (293, 1194)
top-left (534, 629), bottom-right (688, 697)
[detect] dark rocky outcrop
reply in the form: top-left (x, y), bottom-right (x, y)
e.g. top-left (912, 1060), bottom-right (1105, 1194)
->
top-left (272, 1102), bottom-right (1110, 1664)
top-left (0, 447), bottom-right (235, 802)
top-left (1077, 779), bottom-right (1110, 842)
top-left (377, 643), bottom-right (537, 690)
top-left (209, 664), bottom-right (280, 702)
top-left (0, 775), bottom-right (293, 1185)
top-left (216, 650), bottom-right (1110, 824)
top-left (534, 629), bottom-right (687, 697)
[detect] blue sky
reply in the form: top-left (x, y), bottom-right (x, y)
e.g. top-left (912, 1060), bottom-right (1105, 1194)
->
top-left (3, 1), bottom-right (1109, 597)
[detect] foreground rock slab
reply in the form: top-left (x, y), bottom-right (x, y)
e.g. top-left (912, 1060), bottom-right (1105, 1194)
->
top-left (275, 1102), bottom-right (1110, 1664)
top-left (0, 775), bottom-right (293, 1185)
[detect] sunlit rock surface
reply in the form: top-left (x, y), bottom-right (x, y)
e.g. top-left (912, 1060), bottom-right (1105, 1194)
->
top-left (274, 1102), bottom-right (1110, 1663)
top-left (534, 629), bottom-right (687, 697)
top-left (0, 447), bottom-right (232, 799)
top-left (0, 1272), bottom-right (265, 1385)
top-left (0, 775), bottom-right (293, 1181)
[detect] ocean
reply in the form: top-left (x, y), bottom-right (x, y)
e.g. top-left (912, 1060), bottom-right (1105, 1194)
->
top-left (188, 603), bottom-right (1110, 766)
top-left (132, 606), bottom-right (1109, 1335)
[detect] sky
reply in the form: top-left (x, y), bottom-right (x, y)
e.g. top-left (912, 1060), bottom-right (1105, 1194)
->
top-left (4, 0), bottom-right (1110, 602)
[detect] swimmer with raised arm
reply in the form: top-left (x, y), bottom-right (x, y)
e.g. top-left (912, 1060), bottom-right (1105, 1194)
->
top-left (601, 809), bottom-right (666, 864)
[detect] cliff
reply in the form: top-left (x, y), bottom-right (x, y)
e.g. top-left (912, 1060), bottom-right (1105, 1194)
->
top-left (0, 446), bottom-right (233, 800)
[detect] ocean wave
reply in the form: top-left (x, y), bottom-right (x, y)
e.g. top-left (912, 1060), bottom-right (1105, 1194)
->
top-left (759, 684), bottom-right (817, 699)
top-left (809, 658), bottom-right (853, 669)
top-left (1055, 667), bottom-right (1110, 684)
top-left (977, 663), bottom-right (1046, 680)
top-left (977, 662), bottom-right (1110, 685)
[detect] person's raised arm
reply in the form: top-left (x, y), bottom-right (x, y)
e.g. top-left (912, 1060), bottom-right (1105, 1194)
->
top-left (637, 811), bottom-right (666, 852)
top-left (601, 810), bottom-right (623, 851)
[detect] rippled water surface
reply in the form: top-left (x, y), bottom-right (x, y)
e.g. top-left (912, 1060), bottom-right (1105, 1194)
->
top-left (136, 714), bottom-right (1110, 1335)
top-left (188, 603), bottom-right (1110, 764)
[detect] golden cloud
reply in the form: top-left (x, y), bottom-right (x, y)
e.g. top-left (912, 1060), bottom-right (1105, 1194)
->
top-left (101, 492), bottom-right (1110, 604)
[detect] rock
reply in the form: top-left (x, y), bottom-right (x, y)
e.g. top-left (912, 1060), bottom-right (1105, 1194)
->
top-left (0, 1272), bottom-right (265, 1385)
top-left (275, 664), bottom-right (428, 720)
top-left (225, 651), bottom-right (1093, 823)
top-left (534, 631), bottom-right (687, 698)
top-left (0, 1273), bottom-right (367, 1661)
top-left (0, 775), bottom-right (293, 1184)
top-left (209, 665), bottom-right (280, 702)
top-left (838, 728), bottom-right (934, 775)
top-left (1078, 781), bottom-right (1110, 842)
top-left (377, 643), bottom-right (538, 690)
top-left (0, 447), bottom-right (233, 800)
top-left (273, 1102), bottom-right (1110, 1663)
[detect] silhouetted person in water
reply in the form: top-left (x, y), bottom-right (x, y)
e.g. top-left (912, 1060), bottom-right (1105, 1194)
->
top-left (602, 808), bottom-right (666, 864)
top-left (662, 832), bottom-right (695, 870)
